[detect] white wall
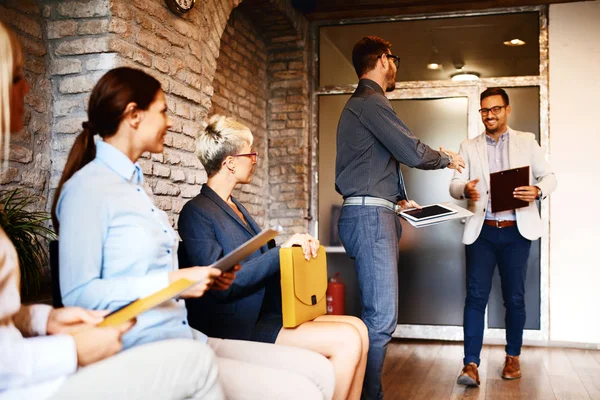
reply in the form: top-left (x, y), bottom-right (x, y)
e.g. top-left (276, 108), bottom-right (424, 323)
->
top-left (549, 0), bottom-right (600, 344)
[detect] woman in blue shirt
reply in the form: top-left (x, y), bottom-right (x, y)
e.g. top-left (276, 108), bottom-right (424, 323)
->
top-left (53, 67), bottom-right (335, 400)
top-left (1, 24), bottom-right (222, 400)
top-left (179, 115), bottom-right (369, 400)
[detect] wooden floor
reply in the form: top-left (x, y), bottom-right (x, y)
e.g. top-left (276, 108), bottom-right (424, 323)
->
top-left (382, 340), bottom-right (600, 400)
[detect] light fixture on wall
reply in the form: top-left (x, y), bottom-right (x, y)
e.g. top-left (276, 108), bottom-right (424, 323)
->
top-left (450, 61), bottom-right (480, 81)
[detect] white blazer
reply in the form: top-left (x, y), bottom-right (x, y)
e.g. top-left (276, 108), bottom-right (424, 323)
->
top-left (449, 128), bottom-right (557, 245)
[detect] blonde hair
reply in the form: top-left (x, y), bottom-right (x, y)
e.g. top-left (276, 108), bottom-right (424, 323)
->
top-left (197, 115), bottom-right (253, 177)
top-left (0, 22), bottom-right (21, 171)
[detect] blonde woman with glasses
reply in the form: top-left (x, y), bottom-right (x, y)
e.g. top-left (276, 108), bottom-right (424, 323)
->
top-left (179, 115), bottom-right (369, 400)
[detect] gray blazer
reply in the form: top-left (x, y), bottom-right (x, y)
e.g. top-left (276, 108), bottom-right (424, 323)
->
top-left (450, 128), bottom-right (557, 244)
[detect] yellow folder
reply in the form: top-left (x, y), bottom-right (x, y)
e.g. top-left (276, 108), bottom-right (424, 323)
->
top-left (97, 278), bottom-right (195, 328)
top-left (280, 246), bottom-right (328, 328)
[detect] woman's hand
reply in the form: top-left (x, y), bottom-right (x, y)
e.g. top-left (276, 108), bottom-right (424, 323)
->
top-left (211, 264), bottom-right (241, 291)
top-left (71, 320), bottom-right (135, 367)
top-left (47, 307), bottom-right (109, 335)
top-left (170, 267), bottom-right (223, 298)
top-left (281, 233), bottom-right (320, 260)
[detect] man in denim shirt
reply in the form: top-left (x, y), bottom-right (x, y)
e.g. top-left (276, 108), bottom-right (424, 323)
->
top-left (335, 36), bottom-right (465, 399)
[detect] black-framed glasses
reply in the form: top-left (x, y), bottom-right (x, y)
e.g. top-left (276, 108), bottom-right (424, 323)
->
top-left (232, 151), bottom-right (258, 162)
top-left (379, 53), bottom-right (400, 69)
top-left (479, 105), bottom-right (507, 116)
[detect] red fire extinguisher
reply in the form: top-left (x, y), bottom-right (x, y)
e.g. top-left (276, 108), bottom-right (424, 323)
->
top-left (326, 273), bottom-right (345, 315)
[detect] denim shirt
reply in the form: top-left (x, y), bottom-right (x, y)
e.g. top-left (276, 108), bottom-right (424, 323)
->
top-left (56, 140), bottom-right (203, 349)
top-left (335, 78), bottom-right (449, 203)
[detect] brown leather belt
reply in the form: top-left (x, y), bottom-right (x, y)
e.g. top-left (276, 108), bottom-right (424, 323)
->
top-left (484, 219), bottom-right (516, 228)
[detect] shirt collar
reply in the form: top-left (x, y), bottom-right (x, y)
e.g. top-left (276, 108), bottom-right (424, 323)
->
top-left (95, 140), bottom-right (144, 185)
top-left (485, 129), bottom-right (509, 144)
top-left (359, 78), bottom-right (384, 94)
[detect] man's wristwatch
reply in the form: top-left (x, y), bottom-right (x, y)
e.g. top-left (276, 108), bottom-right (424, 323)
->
top-left (442, 150), bottom-right (453, 165)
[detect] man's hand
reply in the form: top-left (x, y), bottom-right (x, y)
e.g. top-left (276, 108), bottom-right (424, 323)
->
top-left (282, 233), bottom-right (320, 260)
top-left (398, 199), bottom-right (422, 210)
top-left (47, 307), bottom-right (108, 335)
top-left (513, 186), bottom-right (539, 202)
top-left (170, 267), bottom-right (223, 298)
top-left (211, 264), bottom-right (241, 291)
top-left (440, 147), bottom-right (465, 173)
top-left (71, 320), bottom-right (135, 367)
top-left (464, 178), bottom-right (480, 201)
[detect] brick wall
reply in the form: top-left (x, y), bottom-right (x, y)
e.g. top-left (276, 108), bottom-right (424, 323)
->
top-left (211, 9), bottom-right (269, 227)
top-left (238, 0), bottom-right (311, 235)
top-left (0, 0), bottom-right (52, 210)
top-left (2, 0), bottom-right (311, 236)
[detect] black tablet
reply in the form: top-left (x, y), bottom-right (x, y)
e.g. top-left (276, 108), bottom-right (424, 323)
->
top-left (399, 204), bottom-right (457, 222)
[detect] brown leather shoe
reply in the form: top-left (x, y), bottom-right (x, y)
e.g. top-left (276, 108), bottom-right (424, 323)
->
top-left (502, 355), bottom-right (522, 380)
top-left (456, 362), bottom-right (480, 386)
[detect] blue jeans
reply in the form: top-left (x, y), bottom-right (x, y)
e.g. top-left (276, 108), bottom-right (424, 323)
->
top-left (463, 224), bottom-right (531, 366)
top-left (338, 205), bottom-right (401, 400)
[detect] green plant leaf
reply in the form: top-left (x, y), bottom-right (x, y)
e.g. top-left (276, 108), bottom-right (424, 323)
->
top-left (0, 189), bottom-right (57, 294)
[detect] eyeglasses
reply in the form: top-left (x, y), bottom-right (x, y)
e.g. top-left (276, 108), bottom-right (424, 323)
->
top-left (232, 151), bottom-right (258, 162)
top-left (479, 105), bottom-right (506, 116)
top-left (379, 53), bottom-right (400, 69)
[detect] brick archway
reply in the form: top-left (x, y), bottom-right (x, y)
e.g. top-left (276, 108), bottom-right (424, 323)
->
top-left (1, 0), bottom-right (310, 234)
top-left (211, 0), bottom-right (311, 233)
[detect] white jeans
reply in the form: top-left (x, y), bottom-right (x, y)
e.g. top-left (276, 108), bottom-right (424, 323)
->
top-left (49, 339), bottom-right (223, 400)
top-left (50, 334), bottom-right (334, 400)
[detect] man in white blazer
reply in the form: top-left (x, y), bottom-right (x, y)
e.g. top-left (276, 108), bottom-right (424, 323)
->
top-left (450, 88), bottom-right (556, 386)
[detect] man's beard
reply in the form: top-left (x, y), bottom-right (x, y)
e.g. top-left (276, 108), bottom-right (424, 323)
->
top-left (385, 67), bottom-right (396, 92)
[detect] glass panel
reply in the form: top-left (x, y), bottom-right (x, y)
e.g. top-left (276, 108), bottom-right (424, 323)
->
top-left (318, 94), bottom-right (350, 247)
top-left (487, 86), bottom-right (541, 330)
top-left (319, 12), bottom-right (540, 86)
top-left (392, 97), bottom-right (469, 326)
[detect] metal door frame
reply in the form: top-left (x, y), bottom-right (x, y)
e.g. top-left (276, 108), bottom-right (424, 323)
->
top-left (310, 6), bottom-right (550, 342)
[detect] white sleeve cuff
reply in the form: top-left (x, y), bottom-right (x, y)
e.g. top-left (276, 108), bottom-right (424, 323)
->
top-left (27, 334), bottom-right (78, 377)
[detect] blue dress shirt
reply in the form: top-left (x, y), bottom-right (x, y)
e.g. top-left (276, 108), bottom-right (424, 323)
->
top-left (485, 130), bottom-right (516, 221)
top-left (56, 140), bottom-right (204, 349)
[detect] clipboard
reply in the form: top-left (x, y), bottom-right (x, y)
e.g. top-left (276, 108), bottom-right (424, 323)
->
top-left (490, 166), bottom-right (530, 213)
top-left (98, 278), bottom-right (195, 327)
top-left (98, 226), bottom-right (282, 327)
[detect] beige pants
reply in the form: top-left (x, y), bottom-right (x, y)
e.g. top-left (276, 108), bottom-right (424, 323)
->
top-left (207, 337), bottom-right (334, 400)
top-left (49, 339), bottom-right (223, 400)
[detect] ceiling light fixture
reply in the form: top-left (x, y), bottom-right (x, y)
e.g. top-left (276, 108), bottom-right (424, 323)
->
top-left (427, 46), bottom-right (442, 70)
top-left (450, 61), bottom-right (480, 81)
top-left (450, 70), bottom-right (480, 81)
top-left (503, 38), bottom-right (526, 46)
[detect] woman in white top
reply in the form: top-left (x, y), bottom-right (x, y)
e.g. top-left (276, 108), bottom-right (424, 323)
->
top-left (0, 20), bottom-right (224, 400)
top-left (51, 65), bottom-right (335, 400)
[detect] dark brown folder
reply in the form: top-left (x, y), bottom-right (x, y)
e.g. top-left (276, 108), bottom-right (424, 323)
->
top-left (490, 166), bottom-right (530, 213)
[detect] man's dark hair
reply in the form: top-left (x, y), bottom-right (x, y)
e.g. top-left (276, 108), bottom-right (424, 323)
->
top-left (352, 36), bottom-right (392, 78)
top-left (481, 87), bottom-right (510, 105)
